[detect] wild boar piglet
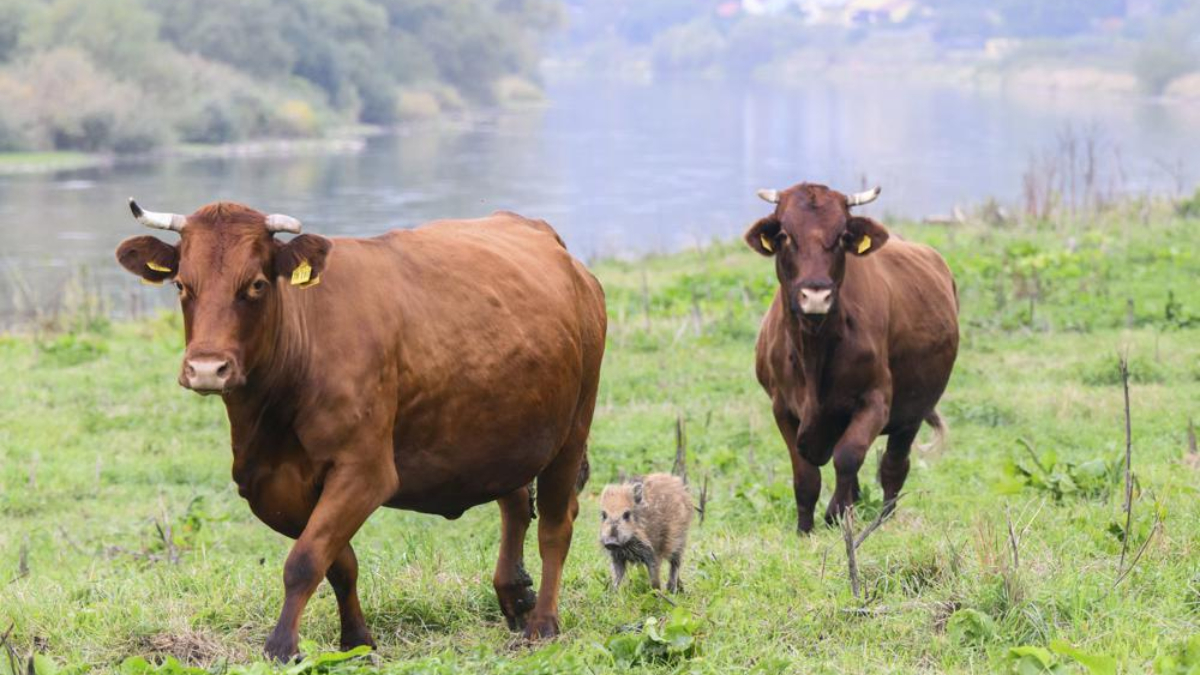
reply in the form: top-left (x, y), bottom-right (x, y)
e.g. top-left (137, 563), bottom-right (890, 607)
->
top-left (598, 473), bottom-right (693, 592)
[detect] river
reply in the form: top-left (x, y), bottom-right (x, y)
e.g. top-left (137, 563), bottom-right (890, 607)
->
top-left (1, 77), bottom-right (1197, 326)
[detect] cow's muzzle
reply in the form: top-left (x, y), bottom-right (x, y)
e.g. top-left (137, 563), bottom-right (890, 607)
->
top-left (798, 287), bottom-right (834, 315)
top-left (180, 355), bottom-right (242, 394)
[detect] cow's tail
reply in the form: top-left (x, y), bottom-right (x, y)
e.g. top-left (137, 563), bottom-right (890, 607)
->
top-left (919, 409), bottom-right (949, 454)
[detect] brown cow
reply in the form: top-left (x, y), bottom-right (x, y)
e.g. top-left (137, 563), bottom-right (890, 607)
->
top-left (745, 183), bottom-right (958, 533)
top-left (114, 201), bottom-right (606, 659)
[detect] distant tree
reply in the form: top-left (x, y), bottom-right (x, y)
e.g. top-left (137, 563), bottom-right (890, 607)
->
top-left (24, 0), bottom-right (162, 74)
top-left (0, 0), bottom-right (35, 63)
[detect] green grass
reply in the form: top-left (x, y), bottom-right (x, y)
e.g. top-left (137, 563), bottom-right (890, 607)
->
top-left (2, 202), bottom-right (1199, 673)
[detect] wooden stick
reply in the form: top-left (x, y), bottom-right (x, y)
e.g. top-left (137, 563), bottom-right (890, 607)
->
top-left (1005, 505), bottom-right (1020, 571)
top-left (672, 414), bottom-right (688, 484)
top-left (1187, 418), bottom-right (1197, 457)
top-left (697, 473), bottom-right (709, 525)
top-left (842, 508), bottom-right (860, 600)
top-left (1118, 352), bottom-right (1134, 571)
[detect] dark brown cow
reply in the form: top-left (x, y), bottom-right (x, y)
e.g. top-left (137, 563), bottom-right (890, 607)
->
top-left (745, 183), bottom-right (958, 533)
top-left (115, 201), bottom-right (606, 659)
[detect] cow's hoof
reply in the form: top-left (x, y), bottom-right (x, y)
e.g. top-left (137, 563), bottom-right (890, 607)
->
top-left (522, 614), bottom-right (560, 641)
top-left (339, 627), bottom-right (376, 651)
top-left (502, 588), bottom-right (538, 631)
top-left (264, 632), bottom-right (299, 662)
top-left (796, 516), bottom-right (815, 535)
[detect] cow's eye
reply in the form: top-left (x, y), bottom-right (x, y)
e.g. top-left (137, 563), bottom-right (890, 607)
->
top-left (244, 278), bottom-right (269, 299)
top-left (600, 511), bottom-right (607, 520)
top-left (622, 511), bottom-right (631, 521)
top-left (173, 281), bottom-right (183, 293)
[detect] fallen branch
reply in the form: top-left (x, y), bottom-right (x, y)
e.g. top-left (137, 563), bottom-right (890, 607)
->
top-left (1112, 514), bottom-right (1162, 590)
top-left (854, 493), bottom-right (910, 550)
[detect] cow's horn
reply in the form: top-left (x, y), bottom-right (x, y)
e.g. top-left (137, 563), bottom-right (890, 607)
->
top-left (756, 189), bottom-right (780, 204)
top-left (265, 214), bottom-right (302, 234)
top-left (846, 186), bottom-right (881, 207)
top-left (129, 198), bottom-right (186, 232)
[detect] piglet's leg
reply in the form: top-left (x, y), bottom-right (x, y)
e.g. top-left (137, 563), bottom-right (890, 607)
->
top-left (825, 391), bottom-right (889, 526)
top-left (610, 558), bottom-right (627, 590)
top-left (666, 552), bottom-right (683, 593)
top-left (647, 558), bottom-right (662, 590)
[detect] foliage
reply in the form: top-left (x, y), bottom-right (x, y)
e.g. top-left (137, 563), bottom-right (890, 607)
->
top-left (1177, 188), bottom-right (1200, 219)
top-left (1154, 635), bottom-right (1200, 675)
top-left (0, 0), bottom-right (562, 152)
top-left (947, 608), bottom-right (999, 647)
top-left (998, 444), bottom-right (1120, 501)
top-left (601, 608), bottom-right (701, 667)
top-left (1004, 640), bottom-right (1116, 675)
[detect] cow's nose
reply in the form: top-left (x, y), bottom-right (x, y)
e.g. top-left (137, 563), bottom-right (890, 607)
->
top-left (798, 287), bottom-right (834, 314)
top-left (183, 358), bottom-right (232, 393)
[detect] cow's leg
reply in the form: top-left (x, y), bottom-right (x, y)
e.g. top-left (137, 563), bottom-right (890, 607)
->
top-left (774, 402), bottom-right (821, 534)
top-left (825, 395), bottom-right (888, 526)
top-left (326, 544), bottom-right (374, 650)
top-left (523, 435), bottom-right (586, 640)
top-left (494, 486), bottom-right (536, 631)
top-left (265, 467), bottom-right (392, 661)
top-left (879, 422), bottom-right (920, 518)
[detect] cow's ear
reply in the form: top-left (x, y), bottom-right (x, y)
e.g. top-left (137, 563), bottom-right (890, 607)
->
top-left (275, 234), bottom-right (333, 288)
top-left (843, 216), bottom-right (889, 256)
top-left (744, 216), bottom-right (781, 257)
top-left (116, 236), bottom-right (179, 284)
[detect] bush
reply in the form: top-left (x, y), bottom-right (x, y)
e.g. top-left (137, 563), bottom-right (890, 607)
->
top-left (0, 48), bottom-right (170, 153)
top-left (1178, 187), bottom-right (1200, 219)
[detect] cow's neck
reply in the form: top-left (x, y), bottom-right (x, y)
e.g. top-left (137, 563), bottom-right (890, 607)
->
top-left (222, 287), bottom-right (313, 447)
top-left (785, 301), bottom-right (848, 401)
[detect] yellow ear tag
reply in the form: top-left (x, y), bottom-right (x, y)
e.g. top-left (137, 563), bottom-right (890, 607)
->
top-left (298, 275), bottom-right (320, 289)
top-left (290, 259), bottom-right (313, 286)
top-left (760, 233), bottom-right (774, 253)
top-left (857, 234), bottom-right (872, 255)
top-left (146, 261), bottom-right (171, 273)
top-left (140, 278), bottom-right (163, 286)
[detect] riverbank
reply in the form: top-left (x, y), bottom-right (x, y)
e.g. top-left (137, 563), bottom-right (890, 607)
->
top-left (0, 127), bottom-right (380, 177)
top-left (2, 202), bottom-right (1198, 672)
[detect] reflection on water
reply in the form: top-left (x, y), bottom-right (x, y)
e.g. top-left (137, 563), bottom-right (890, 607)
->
top-left (1, 78), bottom-right (1197, 326)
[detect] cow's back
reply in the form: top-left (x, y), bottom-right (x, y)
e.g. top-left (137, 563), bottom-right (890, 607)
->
top-left (845, 238), bottom-right (958, 426)
top-left (296, 211), bottom-right (605, 516)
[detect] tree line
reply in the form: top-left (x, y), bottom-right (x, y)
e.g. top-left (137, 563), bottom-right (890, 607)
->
top-left (0, 0), bottom-right (563, 153)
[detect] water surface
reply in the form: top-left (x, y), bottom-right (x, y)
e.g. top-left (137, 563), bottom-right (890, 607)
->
top-left (1, 78), bottom-right (1196, 325)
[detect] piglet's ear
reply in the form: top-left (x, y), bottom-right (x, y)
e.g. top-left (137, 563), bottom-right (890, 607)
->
top-left (632, 481), bottom-right (644, 504)
top-left (275, 234), bottom-right (333, 288)
top-left (115, 236), bottom-right (179, 285)
top-left (843, 216), bottom-right (890, 257)
top-left (744, 216), bottom-right (781, 257)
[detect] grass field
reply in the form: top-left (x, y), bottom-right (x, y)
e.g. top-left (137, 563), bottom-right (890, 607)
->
top-left (2, 201), bottom-right (1199, 674)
